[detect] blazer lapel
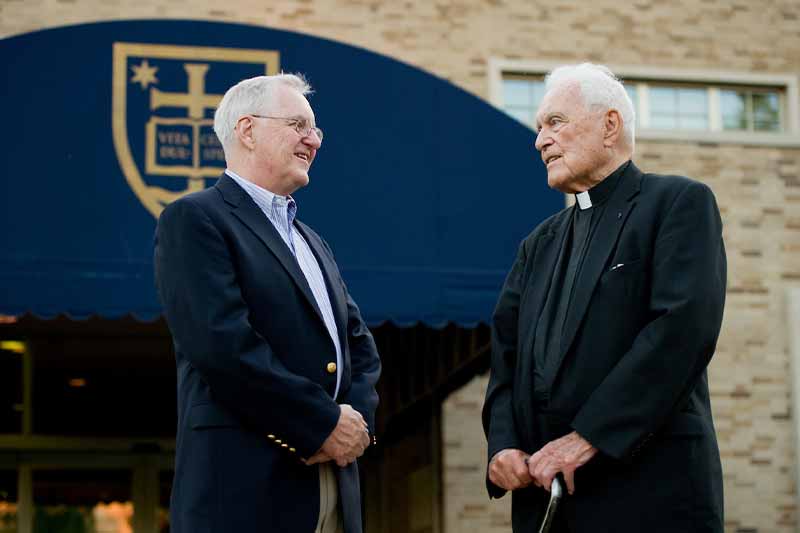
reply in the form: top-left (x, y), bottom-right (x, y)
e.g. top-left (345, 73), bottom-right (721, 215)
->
top-left (516, 212), bottom-right (571, 447)
top-left (521, 211), bottom-right (572, 358)
top-left (215, 174), bottom-right (326, 324)
top-left (549, 163), bottom-right (643, 387)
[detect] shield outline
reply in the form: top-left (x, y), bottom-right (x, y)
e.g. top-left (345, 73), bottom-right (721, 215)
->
top-left (112, 42), bottom-right (280, 218)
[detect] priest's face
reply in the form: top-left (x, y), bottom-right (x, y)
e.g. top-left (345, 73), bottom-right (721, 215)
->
top-left (534, 82), bottom-right (609, 193)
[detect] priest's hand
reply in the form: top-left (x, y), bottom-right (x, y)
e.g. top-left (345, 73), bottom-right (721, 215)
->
top-left (527, 431), bottom-right (597, 495)
top-left (488, 448), bottom-right (533, 491)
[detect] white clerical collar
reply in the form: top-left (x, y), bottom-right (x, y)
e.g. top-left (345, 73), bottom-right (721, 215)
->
top-left (575, 191), bottom-right (592, 210)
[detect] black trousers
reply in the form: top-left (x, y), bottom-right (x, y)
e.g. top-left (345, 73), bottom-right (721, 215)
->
top-left (548, 507), bottom-right (572, 533)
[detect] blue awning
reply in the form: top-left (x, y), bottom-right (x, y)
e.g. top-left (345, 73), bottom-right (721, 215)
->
top-left (0, 20), bottom-right (561, 326)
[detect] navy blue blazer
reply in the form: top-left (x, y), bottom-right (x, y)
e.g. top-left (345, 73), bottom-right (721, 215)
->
top-left (154, 174), bottom-right (381, 533)
top-left (483, 162), bottom-right (726, 532)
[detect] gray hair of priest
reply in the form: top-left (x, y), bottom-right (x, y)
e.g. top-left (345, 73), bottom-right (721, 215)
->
top-left (544, 63), bottom-right (636, 151)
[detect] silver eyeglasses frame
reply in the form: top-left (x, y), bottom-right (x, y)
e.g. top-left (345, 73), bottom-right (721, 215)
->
top-left (247, 114), bottom-right (323, 141)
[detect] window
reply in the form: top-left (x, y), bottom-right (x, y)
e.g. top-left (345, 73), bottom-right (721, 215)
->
top-left (32, 469), bottom-right (133, 533)
top-left (649, 86), bottom-right (708, 130)
top-left (502, 76), bottom-right (545, 126)
top-left (491, 61), bottom-right (797, 145)
top-left (720, 89), bottom-right (781, 132)
top-left (500, 77), bottom-right (785, 133)
top-left (625, 85), bottom-right (638, 117)
top-left (0, 470), bottom-right (15, 533)
top-left (0, 343), bottom-right (23, 435)
top-left (32, 340), bottom-right (176, 438)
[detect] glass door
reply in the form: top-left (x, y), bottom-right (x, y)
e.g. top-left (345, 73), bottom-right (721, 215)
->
top-left (32, 469), bottom-right (132, 533)
top-left (0, 470), bottom-right (16, 533)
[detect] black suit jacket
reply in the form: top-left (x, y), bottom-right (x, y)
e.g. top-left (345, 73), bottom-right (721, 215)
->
top-left (154, 174), bottom-right (381, 533)
top-left (482, 162), bottom-right (726, 532)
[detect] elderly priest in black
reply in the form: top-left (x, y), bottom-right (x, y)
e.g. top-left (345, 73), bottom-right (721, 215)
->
top-left (482, 63), bottom-right (726, 533)
top-left (155, 74), bottom-right (380, 533)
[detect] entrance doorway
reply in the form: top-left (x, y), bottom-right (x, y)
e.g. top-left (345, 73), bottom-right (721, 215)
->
top-left (0, 451), bottom-right (174, 533)
top-left (0, 316), bottom-right (490, 533)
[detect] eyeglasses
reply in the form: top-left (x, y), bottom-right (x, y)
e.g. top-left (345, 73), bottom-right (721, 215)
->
top-left (249, 114), bottom-right (324, 141)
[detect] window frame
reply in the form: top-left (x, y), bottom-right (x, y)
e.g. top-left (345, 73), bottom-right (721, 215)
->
top-left (489, 59), bottom-right (800, 147)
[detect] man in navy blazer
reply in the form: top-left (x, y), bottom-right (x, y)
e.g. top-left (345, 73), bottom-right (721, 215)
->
top-left (154, 74), bottom-right (381, 533)
top-left (483, 64), bottom-right (726, 532)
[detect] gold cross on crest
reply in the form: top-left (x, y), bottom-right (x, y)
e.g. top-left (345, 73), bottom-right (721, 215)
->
top-left (112, 43), bottom-right (280, 218)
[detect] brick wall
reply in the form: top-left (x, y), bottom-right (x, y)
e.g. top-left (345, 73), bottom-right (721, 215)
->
top-left (2, 1), bottom-right (798, 531)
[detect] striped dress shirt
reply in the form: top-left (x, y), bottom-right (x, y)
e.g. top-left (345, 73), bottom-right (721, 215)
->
top-left (225, 170), bottom-right (343, 398)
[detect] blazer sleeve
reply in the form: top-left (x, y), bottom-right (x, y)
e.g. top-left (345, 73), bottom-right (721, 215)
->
top-left (315, 237), bottom-right (381, 437)
top-left (482, 240), bottom-right (529, 498)
top-left (341, 286), bottom-right (381, 437)
top-left (571, 180), bottom-right (727, 459)
top-left (154, 198), bottom-right (340, 458)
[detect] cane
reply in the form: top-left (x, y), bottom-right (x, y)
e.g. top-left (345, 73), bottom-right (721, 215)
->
top-left (537, 476), bottom-right (563, 533)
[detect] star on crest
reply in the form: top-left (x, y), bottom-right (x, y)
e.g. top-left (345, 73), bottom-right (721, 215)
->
top-left (130, 59), bottom-right (159, 90)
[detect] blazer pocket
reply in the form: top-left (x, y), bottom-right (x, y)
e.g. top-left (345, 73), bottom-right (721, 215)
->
top-left (660, 411), bottom-right (706, 437)
top-left (188, 402), bottom-right (240, 430)
top-left (600, 258), bottom-right (643, 283)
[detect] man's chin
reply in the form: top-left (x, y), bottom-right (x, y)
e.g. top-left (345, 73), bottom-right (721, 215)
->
top-left (282, 173), bottom-right (309, 196)
top-left (547, 173), bottom-right (571, 193)
top-left (295, 174), bottom-right (310, 190)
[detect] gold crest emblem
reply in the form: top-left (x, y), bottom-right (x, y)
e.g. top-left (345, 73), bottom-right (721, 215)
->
top-left (112, 43), bottom-right (279, 218)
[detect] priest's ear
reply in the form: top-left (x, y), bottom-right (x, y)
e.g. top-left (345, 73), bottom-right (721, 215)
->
top-left (602, 109), bottom-right (624, 148)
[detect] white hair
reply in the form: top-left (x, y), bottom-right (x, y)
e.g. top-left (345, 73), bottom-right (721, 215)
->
top-left (544, 63), bottom-right (636, 150)
top-left (213, 73), bottom-right (312, 153)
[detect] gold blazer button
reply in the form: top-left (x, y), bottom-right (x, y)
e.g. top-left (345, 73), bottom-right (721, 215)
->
top-left (326, 362), bottom-right (337, 374)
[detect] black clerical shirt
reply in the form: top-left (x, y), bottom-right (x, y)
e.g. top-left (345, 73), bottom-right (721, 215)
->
top-left (531, 161), bottom-right (630, 403)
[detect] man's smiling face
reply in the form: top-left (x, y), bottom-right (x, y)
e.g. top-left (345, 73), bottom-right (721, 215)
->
top-left (251, 85), bottom-right (322, 196)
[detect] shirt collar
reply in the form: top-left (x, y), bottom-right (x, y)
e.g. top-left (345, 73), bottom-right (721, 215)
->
top-left (574, 160), bottom-right (630, 210)
top-left (225, 169), bottom-right (297, 224)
